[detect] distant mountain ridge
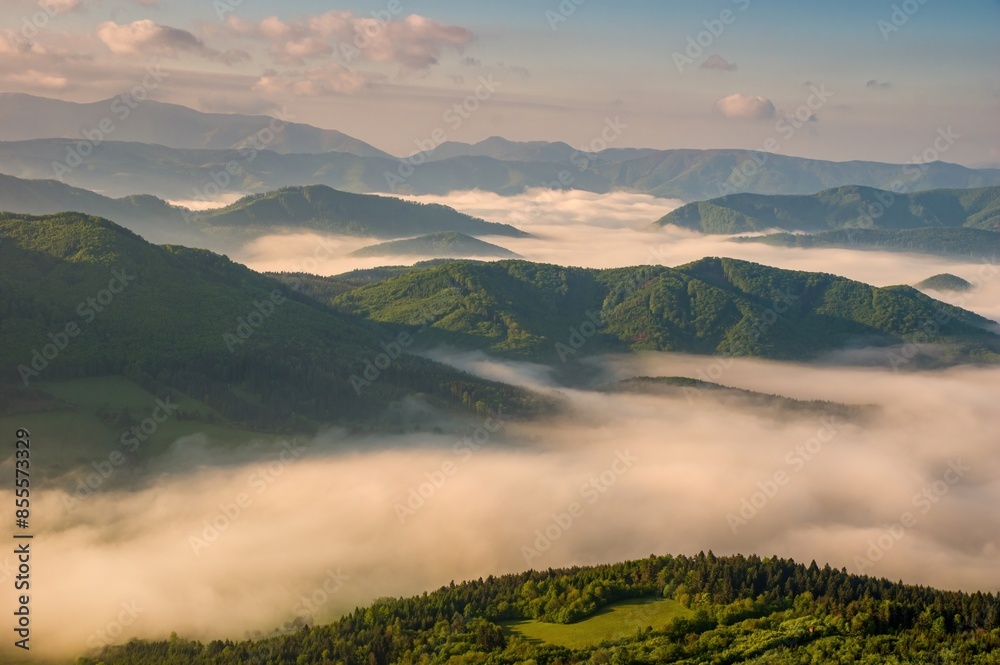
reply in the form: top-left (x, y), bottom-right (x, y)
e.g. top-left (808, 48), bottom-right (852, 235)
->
top-left (0, 175), bottom-right (528, 241)
top-left (655, 185), bottom-right (1000, 233)
top-left (419, 136), bottom-right (660, 163)
top-left (195, 186), bottom-right (529, 238)
top-left (2, 137), bottom-right (998, 201)
top-left (350, 232), bottom-right (521, 258)
top-left (0, 172), bottom-right (191, 243)
top-left (733, 227), bottom-right (1000, 261)
top-left (0, 93), bottom-right (391, 157)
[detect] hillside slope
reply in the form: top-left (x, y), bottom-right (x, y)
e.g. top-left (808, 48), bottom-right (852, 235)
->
top-left (194, 186), bottom-right (530, 238)
top-left (732, 227), bottom-right (1000, 260)
top-left (79, 552), bottom-right (1000, 665)
top-left (0, 175), bottom-right (528, 241)
top-left (0, 213), bottom-right (545, 430)
top-left (655, 185), bottom-right (1000, 233)
top-left (333, 258), bottom-right (999, 365)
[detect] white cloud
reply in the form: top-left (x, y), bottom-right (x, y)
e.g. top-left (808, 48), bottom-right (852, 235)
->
top-left (226, 11), bottom-right (473, 70)
top-left (714, 92), bottom-right (776, 120)
top-left (253, 62), bottom-right (370, 97)
top-left (97, 19), bottom-right (248, 65)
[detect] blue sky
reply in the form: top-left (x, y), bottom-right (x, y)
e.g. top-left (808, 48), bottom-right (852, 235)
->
top-left (1, 0), bottom-right (997, 164)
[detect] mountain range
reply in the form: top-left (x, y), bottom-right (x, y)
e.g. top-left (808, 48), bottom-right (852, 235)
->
top-left (0, 212), bottom-right (545, 432)
top-left (4, 213), bottom-right (996, 437)
top-left (655, 185), bottom-right (1000, 233)
top-left (0, 175), bottom-right (528, 242)
top-left (1, 96), bottom-right (998, 201)
top-left (0, 93), bottom-right (391, 157)
top-left (733, 227), bottom-right (1000, 261)
top-left (4, 138), bottom-right (996, 202)
top-left (332, 257), bottom-right (1000, 365)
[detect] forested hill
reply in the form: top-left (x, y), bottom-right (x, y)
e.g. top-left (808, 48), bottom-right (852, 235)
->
top-left (80, 552), bottom-right (1000, 664)
top-left (655, 185), bottom-right (1000, 234)
top-left (0, 213), bottom-right (546, 430)
top-left (333, 258), bottom-right (1000, 365)
top-left (350, 232), bottom-right (520, 259)
top-left (732, 227), bottom-right (1000, 261)
top-left (192, 186), bottom-right (530, 238)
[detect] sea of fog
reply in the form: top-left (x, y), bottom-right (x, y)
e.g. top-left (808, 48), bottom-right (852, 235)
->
top-left (5, 189), bottom-right (999, 659)
top-left (235, 188), bottom-right (1000, 322)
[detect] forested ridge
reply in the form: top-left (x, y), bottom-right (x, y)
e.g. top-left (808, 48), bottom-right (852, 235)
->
top-left (79, 552), bottom-right (1000, 664)
top-left (0, 213), bottom-right (548, 430)
top-left (334, 257), bottom-right (1000, 364)
top-left (656, 185), bottom-right (1000, 234)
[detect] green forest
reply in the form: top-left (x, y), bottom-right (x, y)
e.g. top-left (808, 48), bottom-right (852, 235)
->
top-left (78, 552), bottom-right (1000, 664)
top-left (656, 185), bottom-right (1000, 234)
top-left (333, 257), bottom-right (1000, 364)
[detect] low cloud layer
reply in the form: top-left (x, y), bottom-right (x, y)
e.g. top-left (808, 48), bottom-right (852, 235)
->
top-left (97, 20), bottom-right (248, 65)
top-left (6, 189), bottom-right (998, 660)
top-left (4, 357), bottom-right (999, 659)
top-left (232, 189), bottom-right (1000, 324)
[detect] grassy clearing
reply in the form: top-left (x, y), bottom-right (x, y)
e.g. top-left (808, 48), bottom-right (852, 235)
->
top-left (504, 597), bottom-right (693, 649)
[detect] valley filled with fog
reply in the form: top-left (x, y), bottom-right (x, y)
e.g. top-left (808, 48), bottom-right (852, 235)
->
top-left (236, 188), bottom-right (1000, 321)
top-left (8, 189), bottom-right (999, 659)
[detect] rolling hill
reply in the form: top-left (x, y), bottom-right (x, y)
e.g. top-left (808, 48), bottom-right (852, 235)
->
top-left (350, 232), bottom-right (520, 258)
top-left (916, 273), bottom-right (975, 292)
top-left (732, 227), bottom-right (1000, 261)
top-left (655, 185), bottom-right (1000, 233)
top-left (0, 173), bottom-right (192, 243)
top-left (0, 213), bottom-right (546, 432)
top-left (78, 552), bottom-right (1000, 665)
top-left (333, 258), bottom-right (1000, 365)
top-left (195, 186), bottom-right (529, 238)
top-left (0, 176), bottom-right (528, 241)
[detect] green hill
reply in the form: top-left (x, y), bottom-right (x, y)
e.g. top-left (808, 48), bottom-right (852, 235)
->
top-left (332, 258), bottom-right (999, 365)
top-left (351, 232), bottom-right (520, 258)
top-left (192, 185), bottom-right (529, 238)
top-left (655, 185), bottom-right (1000, 233)
top-left (262, 261), bottom-right (465, 306)
top-left (78, 552), bottom-right (1000, 665)
top-left (917, 273), bottom-right (975, 292)
top-left (0, 175), bottom-right (526, 243)
top-left (0, 213), bottom-right (547, 432)
top-left (0, 173), bottom-right (191, 241)
top-left (732, 227), bottom-right (1000, 261)
top-left (602, 376), bottom-right (872, 420)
